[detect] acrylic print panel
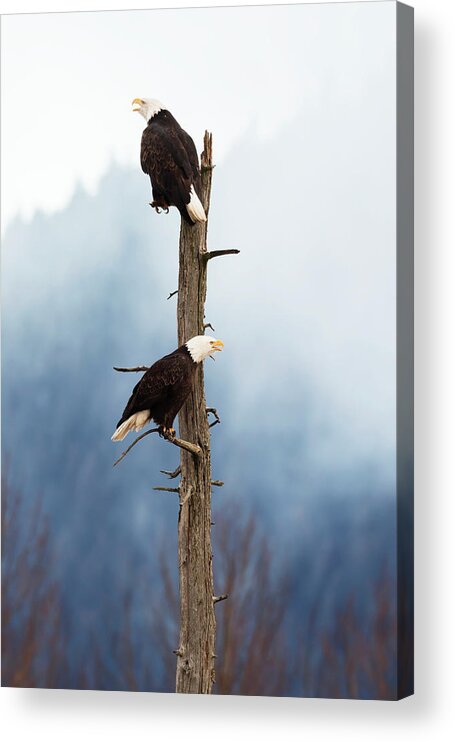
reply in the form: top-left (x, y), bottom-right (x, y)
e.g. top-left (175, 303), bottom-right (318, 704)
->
top-left (1, 1), bottom-right (413, 699)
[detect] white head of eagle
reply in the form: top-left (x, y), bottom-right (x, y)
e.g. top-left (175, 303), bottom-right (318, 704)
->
top-left (111, 335), bottom-right (224, 442)
top-left (132, 97), bottom-right (207, 226)
top-left (132, 97), bottom-right (164, 122)
top-left (185, 335), bottom-right (223, 362)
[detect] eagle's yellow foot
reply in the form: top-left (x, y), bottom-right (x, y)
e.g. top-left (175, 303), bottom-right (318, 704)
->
top-left (161, 426), bottom-right (176, 439)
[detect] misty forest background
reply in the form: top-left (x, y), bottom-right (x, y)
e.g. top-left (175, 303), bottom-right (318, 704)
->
top-left (2, 117), bottom-right (397, 698)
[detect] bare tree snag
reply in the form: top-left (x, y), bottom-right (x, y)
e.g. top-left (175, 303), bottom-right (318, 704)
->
top-left (112, 428), bottom-right (202, 468)
top-left (113, 365), bottom-right (149, 373)
top-left (115, 132), bottom-right (238, 691)
top-left (174, 132), bottom-right (226, 694)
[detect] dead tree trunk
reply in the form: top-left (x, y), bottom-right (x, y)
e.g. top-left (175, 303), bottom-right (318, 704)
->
top-left (113, 131), bottom-right (237, 689)
top-left (174, 132), bottom-right (216, 693)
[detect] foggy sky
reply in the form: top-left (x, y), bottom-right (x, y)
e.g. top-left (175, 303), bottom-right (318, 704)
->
top-left (2, 1), bottom-right (397, 496)
top-left (2, 2), bottom-right (395, 225)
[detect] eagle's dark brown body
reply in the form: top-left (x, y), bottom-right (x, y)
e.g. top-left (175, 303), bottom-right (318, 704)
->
top-left (140, 110), bottom-right (203, 225)
top-left (116, 345), bottom-right (196, 432)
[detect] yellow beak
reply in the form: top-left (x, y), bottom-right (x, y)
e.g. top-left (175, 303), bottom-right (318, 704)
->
top-left (132, 98), bottom-right (143, 112)
top-left (212, 339), bottom-right (224, 351)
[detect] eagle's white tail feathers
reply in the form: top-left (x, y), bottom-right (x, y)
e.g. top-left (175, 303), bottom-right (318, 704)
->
top-left (186, 185), bottom-right (207, 223)
top-left (111, 419), bottom-right (133, 442)
top-left (111, 410), bottom-right (151, 441)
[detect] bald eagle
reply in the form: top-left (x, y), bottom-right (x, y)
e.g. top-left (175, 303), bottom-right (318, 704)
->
top-left (132, 97), bottom-right (207, 225)
top-left (112, 335), bottom-right (224, 441)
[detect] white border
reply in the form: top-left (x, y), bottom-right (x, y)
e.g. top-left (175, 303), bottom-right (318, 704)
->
top-left (2, 1), bottom-right (455, 739)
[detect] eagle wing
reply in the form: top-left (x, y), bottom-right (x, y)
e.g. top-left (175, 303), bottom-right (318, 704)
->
top-left (140, 113), bottom-right (202, 205)
top-left (117, 351), bottom-right (189, 427)
top-left (141, 122), bottom-right (194, 189)
top-left (175, 127), bottom-right (202, 186)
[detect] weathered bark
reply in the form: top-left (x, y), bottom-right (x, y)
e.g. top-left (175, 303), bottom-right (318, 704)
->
top-left (175, 132), bottom-right (216, 693)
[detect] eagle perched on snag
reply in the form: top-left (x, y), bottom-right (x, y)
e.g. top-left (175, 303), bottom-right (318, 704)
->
top-left (132, 97), bottom-right (207, 225)
top-left (112, 336), bottom-right (224, 442)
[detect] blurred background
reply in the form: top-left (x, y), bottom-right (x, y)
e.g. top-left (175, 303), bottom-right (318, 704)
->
top-left (2, 2), bottom-right (399, 698)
